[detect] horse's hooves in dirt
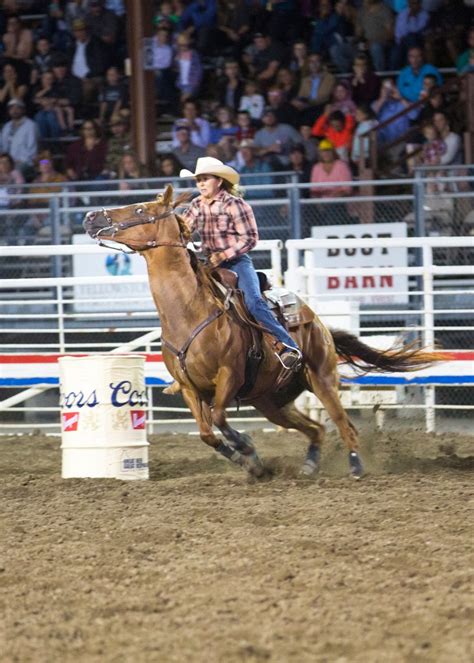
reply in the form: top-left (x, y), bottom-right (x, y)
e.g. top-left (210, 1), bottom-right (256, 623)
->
top-left (299, 459), bottom-right (319, 477)
top-left (349, 451), bottom-right (364, 479)
top-left (240, 450), bottom-right (265, 478)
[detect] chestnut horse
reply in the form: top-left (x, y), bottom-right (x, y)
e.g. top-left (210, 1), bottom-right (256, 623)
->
top-left (84, 185), bottom-right (443, 479)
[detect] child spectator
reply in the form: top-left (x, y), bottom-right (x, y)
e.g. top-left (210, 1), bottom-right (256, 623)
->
top-left (238, 79), bottom-right (265, 122)
top-left (421, 123), bottom-right (445, 165)
top-left (157, 153), bottom-right (182, 179)
top-left (174, 33), bottom-right (203, 102)
top-left (98, 66), bottom-right (128, 126)
top-left (51, 56), bottom-right (82, 135)
top-left (235, 110), bottom-right (256, 143)
top-left (30, 37), bottom-right (56, 86)
top-left (209, 106), bottom-right (238, 144)
top-left (351, 103), bottom-right (378, 167)
top-left (172, 99), bottom-right (210, 148)
top-left (154, 1), bottom-right (181, 28)
top-left (311, 108), bottom-right (355, 161)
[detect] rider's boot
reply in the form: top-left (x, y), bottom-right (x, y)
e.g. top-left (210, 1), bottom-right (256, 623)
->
top-left (273, 341), bottom-right (303, 372)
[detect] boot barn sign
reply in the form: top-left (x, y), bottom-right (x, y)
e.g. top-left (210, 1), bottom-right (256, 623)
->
top-left (311, 222), bottom-right (408, 305)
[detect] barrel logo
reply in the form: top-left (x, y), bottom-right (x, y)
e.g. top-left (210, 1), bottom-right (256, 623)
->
top-left (131, 410), bottom-right (146, 430)
top-left (63, 412), bottom-right (79, 431)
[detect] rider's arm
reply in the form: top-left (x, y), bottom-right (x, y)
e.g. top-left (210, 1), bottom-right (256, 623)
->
top-left (222, 198), bottom-right (259, 260)
top-left (181, 199), bottom-right (199, 233)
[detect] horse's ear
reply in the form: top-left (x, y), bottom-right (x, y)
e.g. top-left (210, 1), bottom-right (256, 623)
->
top-left (160, 184), bottom-right (174, 207)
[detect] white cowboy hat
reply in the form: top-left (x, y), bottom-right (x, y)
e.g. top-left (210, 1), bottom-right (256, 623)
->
top-left (179, 157), bottom-right (240, 186)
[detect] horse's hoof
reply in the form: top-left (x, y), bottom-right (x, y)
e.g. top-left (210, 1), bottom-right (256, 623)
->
top-left (349, 451), bottom-right (364, 479)
top-left (241, 451), bottom-right (265, 478)
top-left (300, 459), bottom-right (319, 477)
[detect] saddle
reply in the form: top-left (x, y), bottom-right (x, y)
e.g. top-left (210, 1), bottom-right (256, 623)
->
top-left (213, 267), bottom-right (313, 330)
top-left (211, 267), bottom-right (310, 398)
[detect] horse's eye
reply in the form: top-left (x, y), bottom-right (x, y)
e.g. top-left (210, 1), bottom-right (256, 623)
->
top-left (136, 208), bottom-right (144, 215)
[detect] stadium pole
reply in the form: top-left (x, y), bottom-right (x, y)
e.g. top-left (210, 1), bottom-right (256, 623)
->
top-left (125, 0), bottom-right (157, 175)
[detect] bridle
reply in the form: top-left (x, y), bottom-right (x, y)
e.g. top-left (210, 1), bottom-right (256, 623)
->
top-left (94, 206), bottom-right (187, 253)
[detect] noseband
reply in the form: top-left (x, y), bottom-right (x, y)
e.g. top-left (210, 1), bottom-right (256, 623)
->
top-left (94, 206), bottom-right (187, 253)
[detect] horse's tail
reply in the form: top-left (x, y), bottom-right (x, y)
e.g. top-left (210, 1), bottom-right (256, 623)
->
top-left (330, 329), bottom-right (448, 374)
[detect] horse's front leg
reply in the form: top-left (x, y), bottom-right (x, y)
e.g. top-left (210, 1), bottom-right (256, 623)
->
top-left (211, 367), bottom-right (264, 478)
top-left (180, 385), bottom-right (257, 472)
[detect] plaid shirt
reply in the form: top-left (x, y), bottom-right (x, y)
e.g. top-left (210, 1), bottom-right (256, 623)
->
top-left (182, 190), bottom-right (259, 260)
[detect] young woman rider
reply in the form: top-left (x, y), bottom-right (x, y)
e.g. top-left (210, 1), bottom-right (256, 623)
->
top-left (180, 156), bottom-right (302, 371)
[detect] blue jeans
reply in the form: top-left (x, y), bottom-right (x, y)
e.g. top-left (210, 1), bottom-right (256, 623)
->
top-left (222, 254), bottom-right (298, 349)
top-left (35, 110), bottom-right (61, 139)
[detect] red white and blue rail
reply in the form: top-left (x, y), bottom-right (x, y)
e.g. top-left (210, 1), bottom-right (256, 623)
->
top-left (1, 352), bottom-right (473, 387)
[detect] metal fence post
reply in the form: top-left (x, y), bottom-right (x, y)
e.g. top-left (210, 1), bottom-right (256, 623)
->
top-left (289, 173), bottom-right (301, 240)
top-left (413, 170), bottom-right (426, 238)
top-left (49, 196), bottom-right (62, 277)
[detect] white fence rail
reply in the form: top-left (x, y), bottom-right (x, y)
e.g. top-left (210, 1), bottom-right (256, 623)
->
top-left (0, 237), bottom-right (472, 434)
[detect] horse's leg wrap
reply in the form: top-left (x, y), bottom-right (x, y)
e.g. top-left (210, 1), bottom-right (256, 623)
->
top-left (216, 441), bottom-right (264, 477)
top-left (349, 451), bottom-right (364, 479)
top-left (216, 441), bottom-right (243, 463)
top-left (301, 443), bottom-right (321, 476)
top-left (219, 424), bottom-right (255, 455)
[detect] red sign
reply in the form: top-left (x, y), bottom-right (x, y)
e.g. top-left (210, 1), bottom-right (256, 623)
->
top-left (63, 412), bottom-right (79, 431)
top-left (130, 410), bottom-right (146, 430)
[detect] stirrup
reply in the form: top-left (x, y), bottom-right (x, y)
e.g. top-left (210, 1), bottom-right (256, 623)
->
top-left (275, 344), bottom-right (303, 372)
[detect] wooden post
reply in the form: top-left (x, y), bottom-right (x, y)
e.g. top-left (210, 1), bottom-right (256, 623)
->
top-left (464, 72), bottom-right (474, 166)
top-left (125, 0), bottom-right (156, 174)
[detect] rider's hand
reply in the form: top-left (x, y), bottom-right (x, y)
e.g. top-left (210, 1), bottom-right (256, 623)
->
top-left (208, 252), bottom-right (226, 268)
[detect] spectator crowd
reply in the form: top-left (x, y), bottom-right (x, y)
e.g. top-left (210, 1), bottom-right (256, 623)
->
top-left (0, 0), bottom-right (472, 243)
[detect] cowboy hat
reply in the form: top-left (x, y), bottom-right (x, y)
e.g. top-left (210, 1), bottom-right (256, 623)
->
top-left (179, 157), bottom-right (240, 186)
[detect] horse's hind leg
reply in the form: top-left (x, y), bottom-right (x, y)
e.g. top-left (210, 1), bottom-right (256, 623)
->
top-left (253, 397), bottom-right (325, 476)
top-left (304, 366), bottom-right (363, 479)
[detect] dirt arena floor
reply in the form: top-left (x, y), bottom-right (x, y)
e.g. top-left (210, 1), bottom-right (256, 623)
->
top-left (1, 426), bottom-right (473, 663)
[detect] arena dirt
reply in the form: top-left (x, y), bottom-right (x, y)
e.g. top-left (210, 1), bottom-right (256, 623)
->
top-left (1, 427), bottom-right (473, 663)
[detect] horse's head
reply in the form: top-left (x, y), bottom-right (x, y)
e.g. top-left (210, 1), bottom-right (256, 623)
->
top-left (83, 184), bottom-right (191, 251)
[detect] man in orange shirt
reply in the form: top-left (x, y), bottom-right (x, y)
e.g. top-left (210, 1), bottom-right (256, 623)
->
top-left (311, 109), bottom-right (355, 161)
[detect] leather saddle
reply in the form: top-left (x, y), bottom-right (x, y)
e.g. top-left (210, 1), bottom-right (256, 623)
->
top-left (212, 267), bottom-right (313, 330)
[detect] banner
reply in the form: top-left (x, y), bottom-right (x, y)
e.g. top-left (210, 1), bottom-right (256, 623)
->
top-left (72, 234), bottom-right (154, 312)
top-left (311, 222), bottom-right (409, 304)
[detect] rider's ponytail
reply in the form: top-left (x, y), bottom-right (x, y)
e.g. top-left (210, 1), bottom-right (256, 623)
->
top-left (221, 179), bottom-right (245, 198)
